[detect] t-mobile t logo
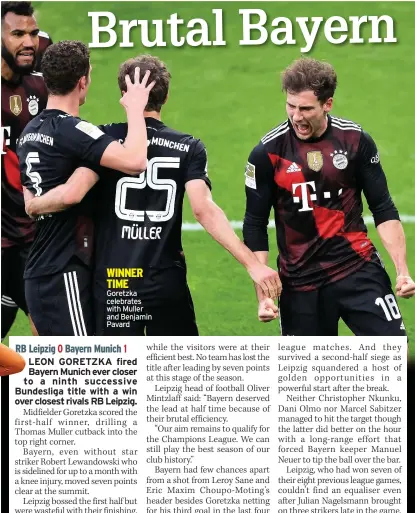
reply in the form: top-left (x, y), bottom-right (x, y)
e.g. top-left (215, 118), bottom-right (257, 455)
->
top-left (292, 181), bottom-right (317, 212)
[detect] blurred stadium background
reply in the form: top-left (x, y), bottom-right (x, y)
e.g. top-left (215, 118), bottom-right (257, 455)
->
top-left (8, 2), bottom-right (415, 354)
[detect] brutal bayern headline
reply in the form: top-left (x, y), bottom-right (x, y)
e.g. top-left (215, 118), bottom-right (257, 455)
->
top-left (88, 10), bottom-right (397, 52)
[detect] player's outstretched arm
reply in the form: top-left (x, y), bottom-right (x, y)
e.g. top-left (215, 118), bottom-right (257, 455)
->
top-left (357, 131), bottom-right (414, 299)
top-left (100, 68), bottom-right (155, 174)
top-left (242, 143), bottom-right (280, 316)
top-left (53, 70), bottom-right (153, 176)
top-left (376, 220), bottom-right (415, 298)
top-left (186, 179), bottom-right (282, 299)
top-left (24, 167), bottom-right (99, 216)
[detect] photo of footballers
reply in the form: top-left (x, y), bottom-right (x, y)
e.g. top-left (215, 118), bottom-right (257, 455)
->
top-left (2, 2), bottom-right (414, 349)
top-left (243, 58), bottom-right (414, 336)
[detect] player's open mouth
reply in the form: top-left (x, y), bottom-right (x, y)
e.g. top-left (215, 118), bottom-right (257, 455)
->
top-left (294, 123), bottom-right (311, 136)
top-left (17, 51), bottom-right (34, 61)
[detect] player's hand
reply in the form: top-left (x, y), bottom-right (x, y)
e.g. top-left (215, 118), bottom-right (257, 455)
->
top-left (247, 263), bottom-right (282, 299)
top-left (396, 275), bottom-right (415, 298)
top-left (120, 68), bottom-right (156, 112)
top-left (258, 298), bottom-right (278, 323)
top-left (23, 186), bottom-right (35, 218)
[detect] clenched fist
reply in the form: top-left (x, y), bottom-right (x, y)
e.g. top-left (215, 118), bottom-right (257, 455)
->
top-left (396, 274), bottom-right (415, 298)
top-left (258, 298), bottom-right (279, 322)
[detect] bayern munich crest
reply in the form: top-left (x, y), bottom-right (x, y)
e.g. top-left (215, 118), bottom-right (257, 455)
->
top-left (27, 95), bottom-right (40, 116)
top-left (330, 149), bottom-right (348, 170)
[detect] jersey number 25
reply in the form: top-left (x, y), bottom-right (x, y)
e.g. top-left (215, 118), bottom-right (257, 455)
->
top-left (114, 157), bottom-right (179, 222)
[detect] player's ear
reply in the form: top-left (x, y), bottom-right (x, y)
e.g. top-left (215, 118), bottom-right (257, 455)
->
top-left (79, 75), bottom-right (87, 91)
top-left (324, 97), bottom-right (333, 113)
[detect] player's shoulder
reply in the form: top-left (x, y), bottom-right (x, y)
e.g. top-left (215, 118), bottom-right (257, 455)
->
top-left (246, 120), bottom-right (289, 161)
top-left (39, 30), bottom-right (52, 41)
top-left (38, 31), bottom-right (53, 52)
top-left (99, 122), bottom-right (126, 140)
top-left (330, 115), bottom-right (362, 133)
top-left (17, 112), bottom-right (49, 150)
top-left (21, 71), bottom-right (47, 97)
top-left (49, 111), bottom-right (76, 127)
top-left (260, 120), bottom-right (290, 149)
top-left (58, 114), bottom-right (93, 129)
top-left (64, 117), bottom-right (109, 141)
top-left (158, 123), bottom-right (202, 144)
top-left (19, 111), bottom-right (69, 140)
top-left (19, 115), bottom-right (38, 137)
top-left (150, 121), bottom-right (205, 154)
top-left (45, 113), bottom-right (101, 141)
top-left (23, 71), bottom-right (45, 86)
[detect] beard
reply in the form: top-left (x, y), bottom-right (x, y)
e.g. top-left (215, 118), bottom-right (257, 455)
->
top-left (1, 43), bottom-right (35, 75)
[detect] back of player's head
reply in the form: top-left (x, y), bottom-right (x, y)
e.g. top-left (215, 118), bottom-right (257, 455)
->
top-left (1, 1), bottom-right (34, 21)
top-left (118, 55), bottom-right (171, 112)
top-left (281, 58), bottom-right (337, 103)
top-left (41, 40), bottom-right (90, 96)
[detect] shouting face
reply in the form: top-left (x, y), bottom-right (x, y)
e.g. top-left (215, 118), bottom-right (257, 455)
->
top-left (286, 90), bottom-right (333, 140)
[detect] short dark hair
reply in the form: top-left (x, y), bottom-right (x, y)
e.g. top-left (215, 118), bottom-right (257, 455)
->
top-left (118, 55), bottom-right (171, 112)
top-left (1, 1), bottom-right (34, 20)
top-left (281, 58), bottom-right (337, 103)
top-left (41, 40), bottom-right (90, 96)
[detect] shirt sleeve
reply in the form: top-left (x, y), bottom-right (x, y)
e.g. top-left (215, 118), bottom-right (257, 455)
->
top-left (56, 117), bottom-right (115, 168)
top-left (356, 131), bottom-right (399, 227)
top-left (243, 143), bottom-right (275, 252)
top-left (185, 139), bottom-right (211, 189)
top-left (87, 123), bottom-right (128, 178)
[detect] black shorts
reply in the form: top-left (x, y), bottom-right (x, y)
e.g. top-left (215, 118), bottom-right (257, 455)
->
top-left (279, 260), bottom-right (407, 337)
top-left (95, 277), bottom-right (198, 336)
top-left (1, 245), bottom-right (30, 314)
top-left (25, 259), bottom-right (93, 336)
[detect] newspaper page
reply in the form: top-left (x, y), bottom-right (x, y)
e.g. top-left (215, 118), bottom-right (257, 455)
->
top-left (3, 336), bottom-right (408, 513)
top-left (1, 1), bottom-right (413, 512)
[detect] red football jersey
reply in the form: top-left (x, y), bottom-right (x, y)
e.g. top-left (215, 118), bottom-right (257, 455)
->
top-left (2, 72), bottom-right (48, 247)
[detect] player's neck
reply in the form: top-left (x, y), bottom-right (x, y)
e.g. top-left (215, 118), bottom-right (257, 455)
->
top-left (1, 58), bottom-right (15, 82)
top-left (46, 94), bottom-right (80, 117)
top-left (144, 111), bottom-right (161, 121)
top-left (314, 115), bottom-right (329, 138)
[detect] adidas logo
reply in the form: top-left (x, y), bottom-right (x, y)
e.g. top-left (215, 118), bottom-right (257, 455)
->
top-left (287, 162), bottom-right (301, 173)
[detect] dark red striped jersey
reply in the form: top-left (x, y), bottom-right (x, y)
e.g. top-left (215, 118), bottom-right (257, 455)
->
top-left (1, 72), bottom-right (47, 247)
top-left (243, 115), bottom-right (399, 290)
top-left (35, 31), bottom-right (53, 72)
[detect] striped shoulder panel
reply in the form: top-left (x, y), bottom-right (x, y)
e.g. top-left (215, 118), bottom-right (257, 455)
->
top-left (39, 30), bottom-right (50, 39)
top-left (261, 121), bottom-right (289, 145)
top-left (331, 116), bottom-right (361, 132)
top-left (1, 295), bottom-right (17, 307)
